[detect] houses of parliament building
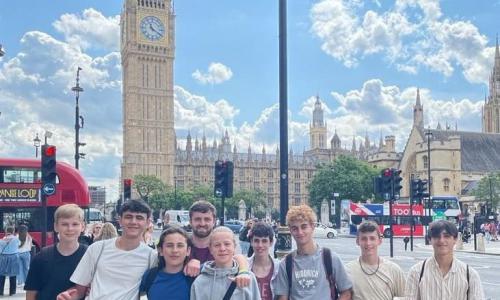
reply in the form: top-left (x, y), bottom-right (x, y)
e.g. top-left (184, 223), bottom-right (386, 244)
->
top-left (120, 0), bottom-right (500, 210)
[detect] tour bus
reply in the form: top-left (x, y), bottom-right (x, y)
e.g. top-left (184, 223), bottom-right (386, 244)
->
top-left (0, 158), bottom-right (90, 251)
top-left (349, 197), bottom-right (462, 237)
top-left (349, 202), bottom-right (425, 237)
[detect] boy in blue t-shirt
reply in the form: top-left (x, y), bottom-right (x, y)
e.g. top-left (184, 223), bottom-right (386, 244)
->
top-left (140, 227), bottom-right (193, 300)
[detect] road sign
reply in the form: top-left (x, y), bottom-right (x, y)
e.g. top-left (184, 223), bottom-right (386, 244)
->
top-left (330, 200), bottom-right (336, 215)
top-left (214, 188), bottom-right (223, 198)
top-left (42, 183), bottom-right (56, 196)
top-left (433, 211), bottom-right (446, 221)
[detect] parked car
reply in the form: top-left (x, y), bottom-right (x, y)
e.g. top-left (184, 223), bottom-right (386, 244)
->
top-left (314, 223), bottom-right (337, 239)
top-left (225, 220), bottom-right (244, 233)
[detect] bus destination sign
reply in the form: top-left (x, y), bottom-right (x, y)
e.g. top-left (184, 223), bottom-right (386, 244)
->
top-left (0, 188), bottom-right (40, 202)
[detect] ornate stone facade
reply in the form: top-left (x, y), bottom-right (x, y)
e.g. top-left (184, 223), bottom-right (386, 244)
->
top-left (482, 38), bottom-right (500, 134)
top-left (121, 0), bottom-right (175, 186)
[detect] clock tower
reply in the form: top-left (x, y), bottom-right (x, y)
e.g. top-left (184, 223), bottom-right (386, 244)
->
top-left (120, 0), bottom-right (175, 187)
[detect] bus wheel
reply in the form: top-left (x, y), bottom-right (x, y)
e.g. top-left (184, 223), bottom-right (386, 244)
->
top-left (383, 228), bottom-right (392, 238)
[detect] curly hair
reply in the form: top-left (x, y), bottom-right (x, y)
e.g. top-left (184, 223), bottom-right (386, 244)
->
top-left (286, 204), bottom-right (317, 225)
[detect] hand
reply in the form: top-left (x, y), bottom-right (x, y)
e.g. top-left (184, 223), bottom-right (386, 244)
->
top-left (56, 289), bottom-right (79, 300)
top-left (184, 258), bottom-right (201, 277)
top-left (231, 272), bottom-right (251, 288)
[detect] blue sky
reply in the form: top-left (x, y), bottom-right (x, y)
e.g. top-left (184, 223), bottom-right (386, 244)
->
top-left (1, 0), bottom-right (499, 201)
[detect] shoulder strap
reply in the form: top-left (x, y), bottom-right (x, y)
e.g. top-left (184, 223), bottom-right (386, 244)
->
top-left (322, 248), bottom-right (337, 300)
top-left (143, 267), bottom-right (160, 295)
top-left (285, 252), bottom-right (293, 295)
top-left (91, 240), bottom-right (107, 280)
top-left (466, 264), bottom-right (470, 300)
top-left (419, 259), bottom-right (427, 283)
top-left (223, 281), bottom-right (237, 300)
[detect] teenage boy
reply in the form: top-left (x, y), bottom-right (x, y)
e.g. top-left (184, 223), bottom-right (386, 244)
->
top-left (248, 222), bottom-right (279, 300)
top-left (274, 204), bottom-right (352, 300)
top-left (405, 220), bottom-right (484, 300)
top-left (24, 204), bottom-right (87, 300)
top-left (184, 200), bottom-right (251, 287)
top-left (57, 199), bottom-right (157, 300)
top-left (346, 221), bottom-right (405, 300)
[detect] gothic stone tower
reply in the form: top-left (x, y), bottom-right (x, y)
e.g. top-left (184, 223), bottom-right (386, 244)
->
top-left (483, 37), bottom-right (500, 133)
top-left (310, 96), bottom-right (327, 149)
top-left (121, 0), bottom-right (175, 186)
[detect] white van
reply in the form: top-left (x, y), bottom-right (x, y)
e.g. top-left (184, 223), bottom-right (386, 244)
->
top-left (164, 210), bottom-right (190, 230)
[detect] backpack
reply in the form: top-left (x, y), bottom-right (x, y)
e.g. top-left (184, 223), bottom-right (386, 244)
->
top-left (142, 267), bottom-right (195, 295)
top-left (285, 247), bottom-right (338, 300)
top-left (419, 259), bottom-right (470, 300)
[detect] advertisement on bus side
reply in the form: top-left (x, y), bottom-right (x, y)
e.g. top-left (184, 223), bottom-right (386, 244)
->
top-left (0, 188), bottom-right (40, 202)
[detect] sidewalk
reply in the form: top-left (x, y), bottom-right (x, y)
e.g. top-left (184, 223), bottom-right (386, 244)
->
top-left (415, 239), bottom-right (500, 256)
top-left (1, 284), bottom-right (25, 299)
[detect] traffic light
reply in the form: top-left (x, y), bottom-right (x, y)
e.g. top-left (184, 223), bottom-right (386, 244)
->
top-left (123, 179), bottom-right (132, 201)
top-left (417, 179), bottom-right (428, 198)
top-left (410, 179), bottom-right (420, 203)
top-left (214, 160), bottom-right (227, 198)
top-left (392, 169), bottom-right (403, 199)
top-left (381, 168), bottom-right (393, 200)
top-left (225, 161), bottom-right (234, 198)
top-left (214, 160), bottom-right (234, 198)
top-left (41, 145), bottom-right (57, 186)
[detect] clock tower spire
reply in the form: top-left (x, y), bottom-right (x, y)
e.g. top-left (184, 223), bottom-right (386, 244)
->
top-left (121, 0), bottom-right (175, 187)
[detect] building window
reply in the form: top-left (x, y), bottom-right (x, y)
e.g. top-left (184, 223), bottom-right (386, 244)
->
top-left (307, 171), bottom-right (313, 179)
top-left (422, 155), bottom-right (428, 169)
top-left (267, 184), bottom-right (273, 193)
top-left (239, 168), bottom-right (244, 177)
top-left (254, 182), bottom-right (260, 190)
top-left (176, 167), bottom-right (184, 176)
top-left (254, 169), bottom-right (259, 178)
top-left (443, 178), bottom-right (450, 192)
top-left (294, 197), bottom-right (301, 205)
top-left (294, 170), bottom-right (300, 179)
top-left (267, 169), bottom-right (273, 178)
top-left (294, 183), bottom-right (300, 193)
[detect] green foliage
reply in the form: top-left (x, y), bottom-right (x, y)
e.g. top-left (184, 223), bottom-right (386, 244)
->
top-left (308, 155), bottom-right (380, 210)
top-left (472, 172), bottom-right (500, 210)
top-left (133, 175), bottom-right (166, 203)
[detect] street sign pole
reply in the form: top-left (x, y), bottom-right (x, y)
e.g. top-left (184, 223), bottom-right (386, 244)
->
top-left (41, 192), bottom-right (47, 247)
top-left (221, 195), bottom-right (225, 226)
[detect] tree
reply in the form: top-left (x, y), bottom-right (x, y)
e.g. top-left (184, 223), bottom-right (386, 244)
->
top-left (133, 175), bottom-right (165, 202)
top-left (308, 155), bottom-right (380, 211)
top-left (472, 172), bottom-right (500, 213)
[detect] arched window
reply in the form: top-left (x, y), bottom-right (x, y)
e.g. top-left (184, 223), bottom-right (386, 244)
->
top-left (422, 155), bottom-right (428, 169)
top-left (443, 178), bottom-right (450, 192)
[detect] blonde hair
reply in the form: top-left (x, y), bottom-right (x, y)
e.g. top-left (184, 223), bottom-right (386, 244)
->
top-left (209, 226), bottom-right (236, 246)
top-left (94, 222), bottom-right (118, 241)
top-left (286, 204), bottom-right (317, 225)
top-left (54, 204), bottom-right (84, 224)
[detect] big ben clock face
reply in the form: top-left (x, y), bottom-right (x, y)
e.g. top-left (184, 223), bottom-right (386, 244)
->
top-left (140, 16), bottom-right (165, 41)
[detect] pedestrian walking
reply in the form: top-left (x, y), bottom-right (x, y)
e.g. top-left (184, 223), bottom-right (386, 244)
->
top-left (93, 222), bottom-right (118, 242)
top-left (405, 220), bottom-right (485, 300)
top-left (16, 224), bottom-right (32, 286)
top-left (0, 226), bottom-right (20, 296)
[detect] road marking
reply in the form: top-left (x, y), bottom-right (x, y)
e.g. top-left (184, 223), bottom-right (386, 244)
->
top-left (482, 281), bottom-right (500, 286)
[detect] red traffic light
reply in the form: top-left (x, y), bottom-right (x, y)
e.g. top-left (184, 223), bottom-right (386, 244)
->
top-left (124, 179), bottom-right (132, 186)
top-left (383, 168), bottom-right (392, 177)
top-left (44, 146), bottom-right (56, 157)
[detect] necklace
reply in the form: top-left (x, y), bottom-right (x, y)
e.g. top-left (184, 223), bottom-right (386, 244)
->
top-left (358, 257), bottom-right (380, 276)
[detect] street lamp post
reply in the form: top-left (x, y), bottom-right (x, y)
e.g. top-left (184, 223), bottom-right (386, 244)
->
top-left (33, 133), bottom-right (41, 158)
top-left (276, 0), bottom-right (291, 258)
top-left (425, 129), bottom-right (433, 244)
top-left (174, 176), bottom-right (177, 205)
top-left (72, 67), bottom-right (85, 169)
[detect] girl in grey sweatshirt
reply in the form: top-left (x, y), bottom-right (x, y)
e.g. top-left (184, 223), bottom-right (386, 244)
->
top-left (190, 226), bottom-right (261, 300)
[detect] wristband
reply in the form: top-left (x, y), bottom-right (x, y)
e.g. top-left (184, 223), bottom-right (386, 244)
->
top-left (237, 270), bottom-right (250, 276)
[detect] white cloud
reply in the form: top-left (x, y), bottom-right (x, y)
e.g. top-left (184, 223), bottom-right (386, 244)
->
top-left (53, 8), bottom-right (120, 51)
top-left (310, 0), bottom-right (495, 84)
top-left (192, 62), bottom-right (233, 85)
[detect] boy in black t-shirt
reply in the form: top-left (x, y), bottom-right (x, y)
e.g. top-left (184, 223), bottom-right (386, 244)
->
top-left (25, 204), bottom-right (87, 300)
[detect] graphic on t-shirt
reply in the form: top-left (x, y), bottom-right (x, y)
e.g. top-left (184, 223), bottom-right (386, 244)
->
top-left (294, 268), bottom-right (319, 289)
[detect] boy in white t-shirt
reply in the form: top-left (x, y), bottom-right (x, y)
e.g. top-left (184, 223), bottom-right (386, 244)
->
top-left (57, 199), bottom-right (157, 300)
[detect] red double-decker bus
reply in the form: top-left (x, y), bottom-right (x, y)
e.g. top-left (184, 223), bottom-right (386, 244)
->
top-left (0, 158), bottom-right (90, 250)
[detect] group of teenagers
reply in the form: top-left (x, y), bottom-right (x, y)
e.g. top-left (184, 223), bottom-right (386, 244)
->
top-left (22, 198), bottom-right (485, 300)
